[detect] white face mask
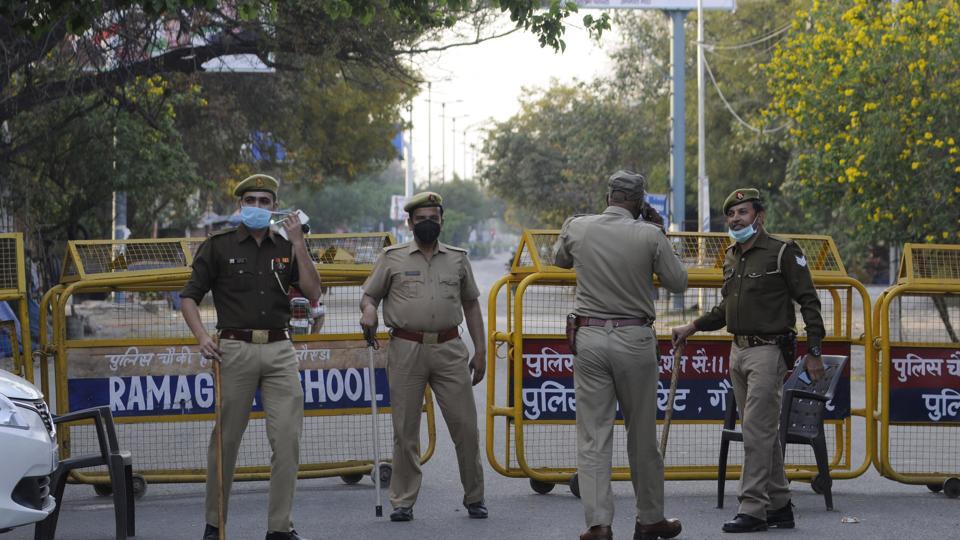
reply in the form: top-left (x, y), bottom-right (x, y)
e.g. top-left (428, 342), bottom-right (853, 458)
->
top-left (728, 216), bottom-right (759, 243)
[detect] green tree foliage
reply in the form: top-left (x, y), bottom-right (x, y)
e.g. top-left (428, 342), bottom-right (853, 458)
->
top-left (284, 166), bottom-right (403, 233)
top-left (765, 0), bottom-right (960, 251)
top-left (1, 0), bottom-right (609, 242)
top-left (421, 177), bottom-right (500, 247)
top-left (172, 57), bottom-right (415, 216)
top-left (5, 75), bottom-right (203, 240)
top-left (0, 1), bottom-right (608, 140)
top-left (480, 4), bottom-right (801, 230)
top-left (481, 81), bottom-right (666, 227)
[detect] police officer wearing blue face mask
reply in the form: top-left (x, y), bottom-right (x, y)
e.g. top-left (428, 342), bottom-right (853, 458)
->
top-left (181, 174), bottom-right (321, 540)
top-left (671, 188), bottom-right (825, 534)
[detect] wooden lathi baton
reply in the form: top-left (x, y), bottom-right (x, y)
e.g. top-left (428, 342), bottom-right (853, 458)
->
top-left (212, 337), bottom-right (225, 539)
top-left (660, 345), bottom-right (683, 457)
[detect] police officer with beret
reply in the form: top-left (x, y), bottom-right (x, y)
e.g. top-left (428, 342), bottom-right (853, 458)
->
top-left (554, 171), bottom-right (688, 540)
top-left (181, 174), bottom-right (321, 540)
top-left (671, 188), bottom-right (825, 534)
top-left (359, 191), bottom-right (488, 522)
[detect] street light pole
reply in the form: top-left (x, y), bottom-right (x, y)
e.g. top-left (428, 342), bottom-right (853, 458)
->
top-left (451, 114), bottom-right (468, 181)
top-left (452, 115), bottom-right (456, 180)
top-left (697, 0), bottom-right (710, 232)
top-left (427, 82), bottom-right (432, 186)
top-left (438, 99), bottom-right (463, 184)
top-left (441, 102), bottom-right (446, 183)
top-left (405, 102), bottom-right (414, 198)
top-left (462, 127), bottom-right (468, 180)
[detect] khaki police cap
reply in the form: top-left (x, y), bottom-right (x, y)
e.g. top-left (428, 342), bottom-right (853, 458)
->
top-left (234, 174), bottom-right (279, 198)
top-left (404, 191), bottom-right (443, 213)
top-left (607, 170), bottom-right (646, 201)
top-left (723, 188), bottom-right (761, 214)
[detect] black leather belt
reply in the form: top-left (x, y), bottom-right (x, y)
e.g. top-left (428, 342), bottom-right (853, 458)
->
top-left (391, 327), bottom-right (459, 344)
top-left (219, 329), bottom-right (290, 344)
top-left (576, 316), bottom-right (651, 328)
top-left (733, 334), bottom-right (784, 348)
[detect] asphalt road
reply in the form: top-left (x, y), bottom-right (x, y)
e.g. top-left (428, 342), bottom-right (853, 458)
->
top-left (7, 255), bottom-right (960, 540)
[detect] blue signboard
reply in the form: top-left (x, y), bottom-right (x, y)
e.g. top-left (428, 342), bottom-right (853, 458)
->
top-left (517, 339), bottom-right (851, 422)
top-left (645, 193), bottom-right (669, 224)
top-left (65, 342), bottom-right (390, 418)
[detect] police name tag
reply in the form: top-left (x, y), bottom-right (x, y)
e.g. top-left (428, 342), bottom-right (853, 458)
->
top-left (229, 258), bottom-right (247, 264)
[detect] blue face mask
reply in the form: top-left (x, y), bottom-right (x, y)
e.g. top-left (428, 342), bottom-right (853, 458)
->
top-left (239, 206), bottom-right (272, 230)
top-left (727, 217), bottom-right (759, 243)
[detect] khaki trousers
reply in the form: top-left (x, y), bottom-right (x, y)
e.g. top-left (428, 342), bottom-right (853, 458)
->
top-left (729, 343), bottom-right (791, 518)
top-left (574, 324), bottom-right (664, 527)
top-left (387, 336), bottom-right (484, 508)
top-left (205, 338), bottom-right (304, 533)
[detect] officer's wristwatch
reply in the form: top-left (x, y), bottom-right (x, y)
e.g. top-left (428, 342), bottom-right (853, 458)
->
top-left (808, 345), bottom-right (822, 357)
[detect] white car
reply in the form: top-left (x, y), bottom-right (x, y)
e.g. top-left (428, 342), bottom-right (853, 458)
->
top-left (0, 370), bottom-right (58, 533)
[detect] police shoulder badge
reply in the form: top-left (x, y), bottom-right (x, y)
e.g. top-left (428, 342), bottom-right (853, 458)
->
top-left (795, 255), bottom-right (807, 267)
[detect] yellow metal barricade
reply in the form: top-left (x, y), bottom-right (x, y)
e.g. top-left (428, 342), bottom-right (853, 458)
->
top-left (874, 243), bottom-right (960, 497)
top-left (41, 233), bottom-right (436, 491)
top-left (0, 233), bottom-right (32, 380)
top-left (487, 230), bottom-right (874, 494)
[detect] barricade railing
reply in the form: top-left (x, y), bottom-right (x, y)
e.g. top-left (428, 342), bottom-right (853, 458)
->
top-left (487, 230), bottom-right (874, 495)
top-left (39, 233), bottom-right (436, 492)
top-left (0, 233), bottom-right (31, 381)
top-left (874, 242), bottom-right (960, 497)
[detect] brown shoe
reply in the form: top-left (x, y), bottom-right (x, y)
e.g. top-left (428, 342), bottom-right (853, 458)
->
top-left (635, 518), bottom-right (682, 540)
top-left (580, 525), bottom-right (613, 540)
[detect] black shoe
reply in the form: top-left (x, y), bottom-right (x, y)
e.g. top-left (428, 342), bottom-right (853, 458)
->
top-left (202, 524), bottom-right (219, 540)
top-left (722, 514), bottom-right (768, 533)
top-left (265, 530), bottom-right (309, 540)
top-left (390, 507), bottom-right (414, 522)
top-left (464, 500), bottom-right (488, 519)
top-left (766, 501), bottom-right (795, 529)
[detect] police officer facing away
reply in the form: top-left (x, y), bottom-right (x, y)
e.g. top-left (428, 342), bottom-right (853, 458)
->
top-left (181, 174), bottom-right (321, 540)
top-left (554, 171), bottom-right (688, 540)
top-left (671, 188), bottom-right (825, 534)
top-left (359, 191), bottom-right (488, 522)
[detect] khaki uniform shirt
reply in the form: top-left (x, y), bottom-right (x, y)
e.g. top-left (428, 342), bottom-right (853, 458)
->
top-left (553, 206), bottom-right (688, 319)
top-left (363, 241), bottom-right (480, 332)
top-left (181, 225), bottom-right (300, 330)
top-left (693, 229), bottom-right (825, 350)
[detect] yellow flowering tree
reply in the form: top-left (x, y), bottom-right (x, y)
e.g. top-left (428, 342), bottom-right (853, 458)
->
top-left (766, 0), bottom-right (960, 250)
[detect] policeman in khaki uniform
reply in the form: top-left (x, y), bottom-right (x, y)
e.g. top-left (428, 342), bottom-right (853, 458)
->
top-left (181, 174), bottom-right (321, 540)
top-left (554, 171), bottom-right (688, 540)
top-left (672, 188), bottom-right (825, 534)
top-left (359, 191), bottom-right (488, 522)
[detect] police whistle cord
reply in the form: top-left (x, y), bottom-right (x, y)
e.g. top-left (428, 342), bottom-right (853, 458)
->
top-left (364, 326), bottom-right (383, 517)
top-left (659, 345), bottom-right (683, 457)
top-left (212, 337), bottom-right (225, 540)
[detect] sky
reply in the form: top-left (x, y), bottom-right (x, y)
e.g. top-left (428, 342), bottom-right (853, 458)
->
top-left (403, 14), bottom-right (622, 191)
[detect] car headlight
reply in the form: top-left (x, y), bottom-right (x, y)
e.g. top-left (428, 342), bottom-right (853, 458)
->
top-left (0, 393), bottom-right (30, 430)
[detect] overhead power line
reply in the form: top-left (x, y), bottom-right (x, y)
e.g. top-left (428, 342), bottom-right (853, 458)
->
top-left (702, 22), bottom-right (792, 51)
top-left (702, 54), bottom-right (789, 135)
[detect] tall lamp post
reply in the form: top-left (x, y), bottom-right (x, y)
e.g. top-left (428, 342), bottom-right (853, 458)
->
top-left (451, 114), bottom-right (469, 181)
top-left (461, 120), bottom-right (486, 180)
top-left (426, 82), bottom-right (432, 185)
top-left (439, 99), bottom-right (463, 183)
